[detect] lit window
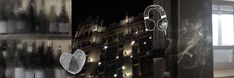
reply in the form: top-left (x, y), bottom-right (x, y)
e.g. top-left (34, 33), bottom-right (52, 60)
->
top-left (212, 5), bottom-right (234, 46)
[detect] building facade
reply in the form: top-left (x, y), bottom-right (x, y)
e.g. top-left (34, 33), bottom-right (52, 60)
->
top-left (74, 14), bottom-right (171, 78)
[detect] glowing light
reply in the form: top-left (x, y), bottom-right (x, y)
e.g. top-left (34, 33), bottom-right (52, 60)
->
top-left (145, 29), bottom-right (148, 31)
top-left (144, 42), bottom-right (147, 45)
top-left (122, 66), bottom-right (126, 70)
top-left (131, 40), bottom-right (135, 45)
top-left (149, 36), bottom-right (152, 39)
top-left (98, 62), bottom-right (101, 65)
top-left (114, 74), bottom-right (117, 77)
top-left (130, 55), bottom-right (133, 58)
top-left (104, 46), bottom-right (108, 49)
top-left (116, 56), bottom-right (119, 59)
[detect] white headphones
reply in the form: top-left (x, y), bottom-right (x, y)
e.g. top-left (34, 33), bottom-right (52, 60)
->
top-left (144, 4), bottom-right (168, 35)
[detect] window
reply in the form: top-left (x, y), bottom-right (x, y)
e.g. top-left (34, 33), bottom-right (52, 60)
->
top-left (212, 4), bottom-right (234, 46)
top-left (212, 4), bottom-right (234, 64)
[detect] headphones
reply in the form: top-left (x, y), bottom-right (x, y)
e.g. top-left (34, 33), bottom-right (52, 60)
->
top-left (144, 4), bottom-right (168, 35)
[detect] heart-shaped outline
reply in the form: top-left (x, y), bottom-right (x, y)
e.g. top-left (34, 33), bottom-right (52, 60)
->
top-left (59, 49), bottom-right (86, 74)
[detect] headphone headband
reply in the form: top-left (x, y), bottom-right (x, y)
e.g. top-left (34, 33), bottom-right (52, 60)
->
top-left (144, 4), bottom-right (167, 19)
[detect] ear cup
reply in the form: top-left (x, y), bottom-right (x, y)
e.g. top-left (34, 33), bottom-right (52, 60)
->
top-left (144, 19), bottom-right (156, 31)
top-left (157, 18), bottom-right (168, 32)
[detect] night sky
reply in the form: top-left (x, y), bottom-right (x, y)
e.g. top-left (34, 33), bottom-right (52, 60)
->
top-left (72, 0), bottom-right (153, 30)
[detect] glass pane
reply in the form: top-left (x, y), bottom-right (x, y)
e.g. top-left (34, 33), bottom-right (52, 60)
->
top-left (212, 14), bottom-right (219, 46)
top-left (221, 14), bottom-right (234, 45)
top-left (214, 49), bottom-right (233, 63)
